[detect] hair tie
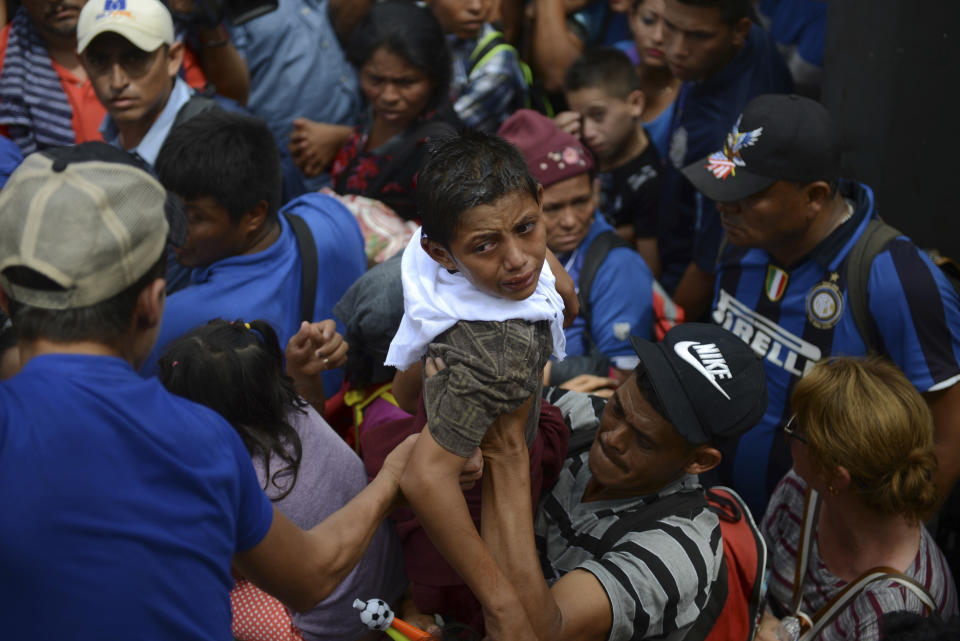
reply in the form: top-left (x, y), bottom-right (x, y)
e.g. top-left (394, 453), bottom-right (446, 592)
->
top-left (243, 321), bottom-right (265, 345)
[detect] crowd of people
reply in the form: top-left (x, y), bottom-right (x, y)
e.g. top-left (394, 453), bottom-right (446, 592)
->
top-left (1, 1), bottom-right (960, 640)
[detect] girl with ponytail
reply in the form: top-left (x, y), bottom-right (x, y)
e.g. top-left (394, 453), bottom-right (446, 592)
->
top-left (159, 319), bottom-right (406, 641)
top-left (758, 356), bottom-right (958, 641)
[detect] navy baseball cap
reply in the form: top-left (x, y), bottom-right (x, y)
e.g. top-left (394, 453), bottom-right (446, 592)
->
top-left (681, 94), bottom-right (841, 203)
top-left (629, 323), bottom-right (768, 445)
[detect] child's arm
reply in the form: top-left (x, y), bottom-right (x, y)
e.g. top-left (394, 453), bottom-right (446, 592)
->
top-left (546, 248), bottom-right (579, 328)
top-left (399, 423), bottom-right (538, 641)
top-left (285, 320), bottom-right (347, 416)
top-left (391, 361), bottom-right (422, 414)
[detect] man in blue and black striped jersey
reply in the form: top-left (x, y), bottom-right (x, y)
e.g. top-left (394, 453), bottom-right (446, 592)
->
top-left (479, 323), bottom-right (768, 641)
top-left (682, 93), bottom-right (960, 517)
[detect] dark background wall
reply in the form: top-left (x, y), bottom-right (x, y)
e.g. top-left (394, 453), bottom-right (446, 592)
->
top-left (822, 2), bottom-right (959, 258)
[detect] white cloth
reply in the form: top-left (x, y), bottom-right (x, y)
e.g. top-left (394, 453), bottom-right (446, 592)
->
top-left (385, 227), bottom-right (567, 370)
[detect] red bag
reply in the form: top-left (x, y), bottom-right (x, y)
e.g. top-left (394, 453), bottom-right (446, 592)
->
top-left (595, 486), bottom-right (766, 641)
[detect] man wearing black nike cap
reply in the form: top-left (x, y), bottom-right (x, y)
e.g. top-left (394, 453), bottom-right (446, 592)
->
top-left (478, 322), bottom-right (767, 641)
top-left (680, 93), bottom-right (960, 519)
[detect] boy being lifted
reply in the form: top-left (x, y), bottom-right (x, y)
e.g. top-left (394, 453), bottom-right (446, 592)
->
top-left (385, 130), bottom-right (570, 640)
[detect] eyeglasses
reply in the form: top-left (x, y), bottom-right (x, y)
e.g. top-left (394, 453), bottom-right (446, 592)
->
top-left (783, 415), bottom-right (808, 445)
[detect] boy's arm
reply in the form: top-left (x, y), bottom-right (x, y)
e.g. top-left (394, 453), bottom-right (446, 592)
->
top-left (481, 409), bottom-right (612, 641)
top-left (546, 248), bottom-right (579, 328)
top-left (399, 424), bottom-right (538, 641)
top-left (391, 361), bottom-right (423, 414)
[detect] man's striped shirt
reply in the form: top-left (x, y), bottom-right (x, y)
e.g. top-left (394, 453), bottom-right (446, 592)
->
top-left (537, 390), bottom-right (723, 641)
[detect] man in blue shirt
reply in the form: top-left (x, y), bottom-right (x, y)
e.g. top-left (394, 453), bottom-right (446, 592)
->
top-left (682, 94), bottom-right (960, 515)
top-left (658, 0), bottom-right (792, 319)
top-left (142, 110), bottom-right (367, 397)
top-left (499, 109), bottom-right (666, 386)
top-left (0, 142), bottom-right (415, 640)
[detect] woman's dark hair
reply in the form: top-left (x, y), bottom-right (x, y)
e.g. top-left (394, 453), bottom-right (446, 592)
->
top-left (346, 1), bottom-right (452, 111)
top-left (158, 319), bottom-right (305, 500)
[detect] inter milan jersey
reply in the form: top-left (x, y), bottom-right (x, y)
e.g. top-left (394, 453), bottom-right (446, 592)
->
top-left (710, 181), bottom-right (960, 515)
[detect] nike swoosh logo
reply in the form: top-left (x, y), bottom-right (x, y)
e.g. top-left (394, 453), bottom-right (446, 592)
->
top-left (674, 340), bottom-right (731, 400)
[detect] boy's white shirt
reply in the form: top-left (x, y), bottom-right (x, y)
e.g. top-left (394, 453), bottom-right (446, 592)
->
top-left (385, 227), bottom-right (567, 371)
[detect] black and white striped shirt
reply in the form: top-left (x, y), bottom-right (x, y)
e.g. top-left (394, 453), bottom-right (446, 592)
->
top-left (536, 391), bottom-right (722, 641)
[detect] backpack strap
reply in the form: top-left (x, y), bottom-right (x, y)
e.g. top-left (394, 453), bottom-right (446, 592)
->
top-left (283, 212), bottom-right (318, 324)
top-left (577, 230), bottom-right (634, 346)
top-left (792, 488), bottom-right (823, 615)
top-left (801, 569), bottom-right (936, 641)
top-left (172, 92), bottom-right (220, 130)
top-left (468, 29), bottom-right (509, 77)
top-left (845, 219), bottom-right (902, 353)
top-left (704, 487), bottom-right (769, 641)
top-left (792, 488), bottom-right (937, 641)
top-left (685, 556), bottom-right (730, 641)
top-left (595, 489), bottom-right (726, 641)
top-left (578, 230), bottom-right (683, 346)
top-left (596, 489), bottom-right (708, 555)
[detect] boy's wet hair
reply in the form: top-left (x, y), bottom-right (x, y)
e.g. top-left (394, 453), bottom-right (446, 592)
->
top-left (564, 47), bottom-right (643, 101)
top-left (417, 130), bottom-right (539, 248)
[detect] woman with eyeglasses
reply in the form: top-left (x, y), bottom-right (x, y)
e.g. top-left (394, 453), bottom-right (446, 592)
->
top-left (757, 357), bottom-right (958, 641)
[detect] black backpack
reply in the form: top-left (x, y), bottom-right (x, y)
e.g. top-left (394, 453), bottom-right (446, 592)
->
top-left (845, 219), bottom-right (960, 354)
top-left (845, 220), bottom-right (960, 579)
top-left (578, 231), bottom-right (684, 344)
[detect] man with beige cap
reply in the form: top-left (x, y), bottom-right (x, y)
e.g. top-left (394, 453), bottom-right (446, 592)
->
top-left (0, 142), bottom-right (418, 638)
top-left (77, 0), bottom-right (206, 165)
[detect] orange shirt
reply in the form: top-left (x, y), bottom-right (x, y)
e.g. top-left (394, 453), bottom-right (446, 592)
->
top-left (50, 57), bottom-right (105, 143)
top-left (0, 23), bottom-right (207, 143)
